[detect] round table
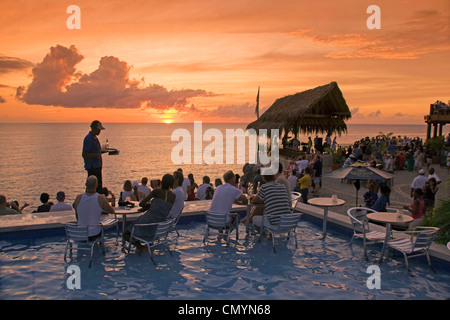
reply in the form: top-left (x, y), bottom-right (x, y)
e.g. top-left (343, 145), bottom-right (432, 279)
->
top-left (308, 197), bottom-right (345, 238)
top-left (367, 212), bottom-right (413, 261)
top-left (115, 206), bottom-right (141, 245)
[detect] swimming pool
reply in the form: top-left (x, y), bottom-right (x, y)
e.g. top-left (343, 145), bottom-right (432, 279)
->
top-left (1, 217), bottom-right (449, 300)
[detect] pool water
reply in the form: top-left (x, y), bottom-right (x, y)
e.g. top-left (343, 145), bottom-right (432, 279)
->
top-left (1, 218), bottom-right (450, 300)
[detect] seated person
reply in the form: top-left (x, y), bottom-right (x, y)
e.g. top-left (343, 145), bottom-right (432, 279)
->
top-left (196, 176), bottom-right (213, 200)
top-left (0, 195), bottom-right (24, 215)
top-left (124, 174), bottom-right (176, 251)
top-left (120, 180), bottom-right (134, 203)
top-left (363, 184), bottom-right (378, 209)
top-left (33, 193), bottom-right (53, 213)
top-left (168, 170), bottom-right (186, 219)
top-left (50, 191), bottom-right (73, 212)
top-left (251, 173), bottom-right (291, 232)
top-left (372, 185), bottom-right (391, 212)
top-left (209, 170), bottom-right (248, 226)
top-left (99, 187), bottom-right (116, 208)
top-left (73, 176), bottom-right (115, 240)
top-left (403, 188), bottom-right (426, 230)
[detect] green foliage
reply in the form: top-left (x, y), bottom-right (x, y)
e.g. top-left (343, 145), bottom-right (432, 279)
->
top-left (424, 178), bottom-right (450, 244)
top-left (425, 136), bottom-right (445, 152)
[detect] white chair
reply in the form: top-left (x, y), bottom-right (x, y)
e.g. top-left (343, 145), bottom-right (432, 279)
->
top-left (261, 213), bottom-right (301, 253)
top-left (128, 219), bottom-right (175, 265)
top-left (347, 207), bottom-right (385, 259)
top-left (170, 205), bottom-right (185, 237)
top-left (291, 192), bottom-right (301, 213)
top-left (64, 224), bottom-right (105, 268)
top-left (100, 212), bottom-right (120, 243)
top-left (203, 211), bottom-right (240, 245)
top-left (383, 226), bottom-right (439, 271)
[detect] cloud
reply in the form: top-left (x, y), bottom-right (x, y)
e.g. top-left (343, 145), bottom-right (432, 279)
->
top-left (291, 10), bottom-right (450, 60)
top-left (0, 96), bottom-right (6, 103)
top-left (368, 110), bottom-right (382, 118)
top-left (16, 45), bottom-right (214, 110)
top-left (0, 55), bottom-right (34, 74)
top-left (203, 103), bottom-right (270, 120)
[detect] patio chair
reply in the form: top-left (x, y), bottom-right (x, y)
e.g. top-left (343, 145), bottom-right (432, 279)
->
top-left (203, 211), bottom-right (240, 246)
top-left (291, 192), bottom-right (301, 213)
top-left (347, 207), bottom-right (385, 259)
top-left (64, 224), bottom-right (105, 268)
top-left (261, 213), bottom-right (301, 253)
top-left (100, 212), bottom-right (120, 244)
top-left (383, 226), bottom-right (439, 271)
top-left (127, 219), bottom-right (175, 265)
top-left (170, 205), bottom-right (185, 237)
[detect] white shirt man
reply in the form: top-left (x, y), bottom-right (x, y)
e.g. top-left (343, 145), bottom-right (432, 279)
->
top-left (137, 177), bottom-right (151, 196)
top-left (50, 191), bottom-right (73, 212)
top-left (196, 176), bottom-right (213, 200)
top-left (168, 171), bottom-right (185, 219)
top-left (209, 171), bottom-right (247, 223)
top-left (410, 169), bottom-right (429, 197)
top-left (295, 157), bottom-right (310, 174)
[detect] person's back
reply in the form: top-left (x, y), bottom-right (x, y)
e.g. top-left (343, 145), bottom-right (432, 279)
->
top-left (169, 186), bottom-right (184, 219)
top-left (258, 180), bottom-right (291, 225)
top-left (50, 201), bottom-right (73, 212)
top-left (209, 183), bottom-right (242, 215)
top-left (74, 175), bottom-right (114, 238)
top-left (77, 193), bottom-right (103, 237)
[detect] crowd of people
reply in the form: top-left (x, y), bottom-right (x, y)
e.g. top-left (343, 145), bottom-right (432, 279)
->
top-left (1, 120), bottom-right (448, 250)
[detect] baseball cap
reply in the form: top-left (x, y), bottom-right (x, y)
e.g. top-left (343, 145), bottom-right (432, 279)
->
top-left (90, 120), bottom-right (105, 130)
top-left (419, 169), bottom-right (425, 175)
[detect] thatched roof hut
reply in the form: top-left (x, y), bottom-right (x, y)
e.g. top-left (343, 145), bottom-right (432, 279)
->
top-left (246, 82), bottom-right (351, 137)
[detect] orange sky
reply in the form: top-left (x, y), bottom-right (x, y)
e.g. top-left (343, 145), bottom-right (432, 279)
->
top-left (0, 0), bottom-right (449, 124)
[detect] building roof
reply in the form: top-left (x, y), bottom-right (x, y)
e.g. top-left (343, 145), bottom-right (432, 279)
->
top-left (247, 81), bottom-right (351, 136)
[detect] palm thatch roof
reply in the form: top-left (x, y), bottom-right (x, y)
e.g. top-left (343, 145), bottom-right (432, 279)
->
top-left (246, 82), bottom-right (351, 136)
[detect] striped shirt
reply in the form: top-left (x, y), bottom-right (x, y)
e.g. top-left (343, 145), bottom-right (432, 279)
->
top-left (257, 181), bottom-right (290, 225)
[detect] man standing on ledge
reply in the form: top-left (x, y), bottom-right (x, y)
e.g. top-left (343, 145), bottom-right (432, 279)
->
top-left (82, 120), bottom-right (105, 193)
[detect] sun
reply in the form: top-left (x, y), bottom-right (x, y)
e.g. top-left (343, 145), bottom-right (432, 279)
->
top-left (164, 120), bottom-right (173, 124)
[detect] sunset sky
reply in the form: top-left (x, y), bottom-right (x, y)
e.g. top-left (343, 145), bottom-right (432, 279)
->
top-left (0, 0), bottom-right (449, 124)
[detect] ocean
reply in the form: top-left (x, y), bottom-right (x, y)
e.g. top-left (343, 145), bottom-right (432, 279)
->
top-left (0, 122), bottom-right (442, 211)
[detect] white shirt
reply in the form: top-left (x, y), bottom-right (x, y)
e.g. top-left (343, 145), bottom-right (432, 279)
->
top-left (209, 183), bottom-right (242, 222)
top-left (181, 177), bottom-right (191, 200)
top-left (196, 183), bottom-right (213, 200)
top-left (428, 173), bottom-right (441, 184)
top-left (410, 175), bottom-right (429, 190)
top-left (50, 201), bottom-right (73, 212)
top-left (287, 174), bottom-right (298, 191)
top-left (296, 159), bottom-right (309, 173)
top-left (137, 185), bottom-right (150, 196)
top-left (169, 186), bottom-right (185, 219)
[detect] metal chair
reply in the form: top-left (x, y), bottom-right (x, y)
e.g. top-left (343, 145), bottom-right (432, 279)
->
top-left (347, 207), bottom-right (385, 259)
top-left (261, 213), bottom-right (301, 253)
top-left (64, 224), bottom-right (105, 268)
top-left (383, 226), bottom-right (439, 271)
top-left (203, 211), bottom-right (240, 245)
top-left (291, 192), bottom-right (301, 213)
top-left (170, 205), bottom-right (185, 237)
top-left (100, 212), bottom-right (120, 244)
top-left (127, 219), bottom-right (175, 265)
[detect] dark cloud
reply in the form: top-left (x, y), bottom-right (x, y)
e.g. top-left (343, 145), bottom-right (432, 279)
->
top-left (16, 45), bottom-right (214, 110)
top-left (0, 56), bottom-right (34, 74)
top-left (0, 96), bottom-right (6, 103)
